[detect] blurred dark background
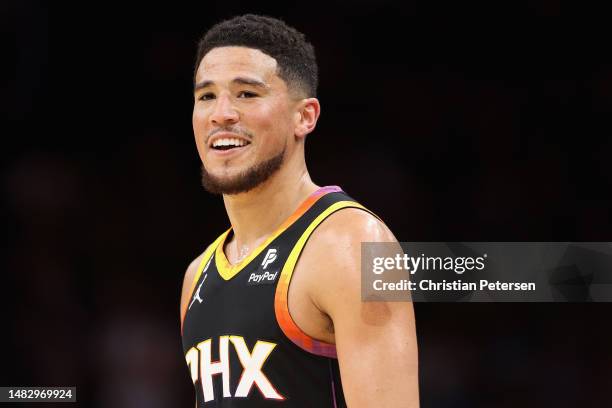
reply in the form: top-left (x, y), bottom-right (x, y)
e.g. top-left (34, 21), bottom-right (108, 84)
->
top-left (4, 1), bottom-right (611, 407)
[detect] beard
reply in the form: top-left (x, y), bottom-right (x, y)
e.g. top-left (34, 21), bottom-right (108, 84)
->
top-left (201, 144), bottom-right (286, 195)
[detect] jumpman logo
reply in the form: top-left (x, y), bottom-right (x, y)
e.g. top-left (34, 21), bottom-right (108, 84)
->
top-left (189, 257), bottom-right (213, 310)
top-left (189, 274), bottom-right (207, 309)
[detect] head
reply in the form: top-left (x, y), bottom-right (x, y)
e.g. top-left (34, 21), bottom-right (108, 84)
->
top-left (192, 15), bottom-right (320, 195)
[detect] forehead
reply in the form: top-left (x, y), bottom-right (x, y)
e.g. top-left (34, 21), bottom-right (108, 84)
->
top-left (195, 46), bottom-right (279, 84)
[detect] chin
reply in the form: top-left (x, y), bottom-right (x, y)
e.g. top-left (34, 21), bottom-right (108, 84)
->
top-left (209, 166), bottom-right (248, 181)
top-left (201, 147), bottom-right (285, 195)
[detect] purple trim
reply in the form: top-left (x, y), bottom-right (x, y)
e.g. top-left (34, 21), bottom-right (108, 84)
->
top-left (318, 185), bottom-right (343, 194)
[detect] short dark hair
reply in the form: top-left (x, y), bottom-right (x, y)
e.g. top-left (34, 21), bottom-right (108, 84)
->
top-left (195, 14), bottom-right (318, 97)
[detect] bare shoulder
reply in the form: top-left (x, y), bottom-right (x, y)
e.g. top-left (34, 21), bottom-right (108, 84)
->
top-left (298, 208), bottom-right (397, 316)
top-left (316, 207), bottom-right (397, 244)
top-left (305, 208), bottom-right (397, 264)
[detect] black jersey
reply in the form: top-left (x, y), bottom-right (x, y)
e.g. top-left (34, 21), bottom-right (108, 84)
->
top-left (181, 186), bottom-right (372, 407)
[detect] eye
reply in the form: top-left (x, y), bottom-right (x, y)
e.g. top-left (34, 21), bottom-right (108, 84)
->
top-left (238, 91), bottom-right (258, 98)
top-left (198, 92), bottom-right (215, 101)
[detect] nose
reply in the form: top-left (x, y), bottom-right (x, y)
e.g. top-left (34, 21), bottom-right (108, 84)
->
top-left (210, 93), bottom-right (239, 126)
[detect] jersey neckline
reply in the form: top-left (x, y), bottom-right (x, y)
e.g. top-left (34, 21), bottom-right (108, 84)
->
top-left (215, 185), bottom-right (343, 281)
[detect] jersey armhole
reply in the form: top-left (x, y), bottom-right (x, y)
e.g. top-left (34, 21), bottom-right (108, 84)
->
top-left (273, 201), bottom-right (378, 358)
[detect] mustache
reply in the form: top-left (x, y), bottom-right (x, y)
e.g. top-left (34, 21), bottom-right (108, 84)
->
top-left (207, 126), bottom-right (254, 142)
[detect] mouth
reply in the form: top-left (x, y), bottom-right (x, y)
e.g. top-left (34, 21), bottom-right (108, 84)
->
top-left (208, 134), bottom-right (252, 153)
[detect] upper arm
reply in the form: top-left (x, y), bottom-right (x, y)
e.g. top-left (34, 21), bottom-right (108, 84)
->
top-left (306, 209), bottom-right (419, 407)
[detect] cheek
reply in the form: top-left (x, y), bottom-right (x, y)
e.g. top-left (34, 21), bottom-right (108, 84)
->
top-left (251, 102), bottom-right (293, 140)
top-left (192, 107), bottom-right (208, 157)
top-left (192, 107), bottom-right (206, 134)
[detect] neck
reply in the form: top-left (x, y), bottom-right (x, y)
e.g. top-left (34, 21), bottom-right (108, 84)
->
top-left (221, 157), bottom-right (319, 254)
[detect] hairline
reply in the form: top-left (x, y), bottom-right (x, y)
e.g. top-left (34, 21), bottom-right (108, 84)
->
top-left (195, 45), bottom-right (309, 99)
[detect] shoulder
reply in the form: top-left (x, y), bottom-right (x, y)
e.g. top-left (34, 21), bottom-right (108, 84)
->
top-left (180, 230), bottom-right (229, 304)
top-left (183, 252), bottom-right (205, 292)
top-left (297, 207), bottom-right (397, 315)
top-left (179, 249), bottom-right (208, 321)
top-left (311, 207), bottom-right (396, 245)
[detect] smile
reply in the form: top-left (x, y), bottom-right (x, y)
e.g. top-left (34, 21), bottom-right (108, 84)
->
top-left (211, 137), bottom-right (251, 151)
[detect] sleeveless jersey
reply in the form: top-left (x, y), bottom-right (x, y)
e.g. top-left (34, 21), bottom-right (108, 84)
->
top-left (181, 186), bottom-right (372, 407)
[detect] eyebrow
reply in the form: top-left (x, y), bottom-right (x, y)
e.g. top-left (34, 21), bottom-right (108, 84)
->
top-left (193, 77), bottom-right (269, 92)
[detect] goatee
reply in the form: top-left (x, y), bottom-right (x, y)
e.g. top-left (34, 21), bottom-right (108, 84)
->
top-left (201, 146), bottom-right (286, 195)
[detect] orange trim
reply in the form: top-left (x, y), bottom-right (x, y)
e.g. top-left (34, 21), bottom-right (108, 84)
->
top-left (215, 186), bottom-right (343, 281)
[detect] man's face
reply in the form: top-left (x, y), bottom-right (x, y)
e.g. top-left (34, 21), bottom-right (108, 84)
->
top-left (193, 46), bottom-right (297, 194)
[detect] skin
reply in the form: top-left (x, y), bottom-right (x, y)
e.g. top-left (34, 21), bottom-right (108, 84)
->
top-left (180, 46), bottom-right (419, 407)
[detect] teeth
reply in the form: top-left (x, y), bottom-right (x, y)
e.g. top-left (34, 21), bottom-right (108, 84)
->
top-left (212, 138), bottom-right (248, 148)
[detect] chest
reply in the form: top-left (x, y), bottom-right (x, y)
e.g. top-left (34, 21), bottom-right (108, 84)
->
top-left (183, 247), bottom-right (334, 352)
top-left (184, 252), bottom-right (282, 341)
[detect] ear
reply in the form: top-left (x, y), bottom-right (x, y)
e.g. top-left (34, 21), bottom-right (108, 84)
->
top-left (294, 98), bottom-right (321, 139)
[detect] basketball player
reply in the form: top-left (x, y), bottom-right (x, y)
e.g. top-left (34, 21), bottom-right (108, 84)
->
top-left (180, 15), bottom-right (419, 407)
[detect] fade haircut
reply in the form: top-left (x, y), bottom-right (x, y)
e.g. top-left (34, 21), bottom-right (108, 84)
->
top-left (194, 14), bottom-right (318, 97)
